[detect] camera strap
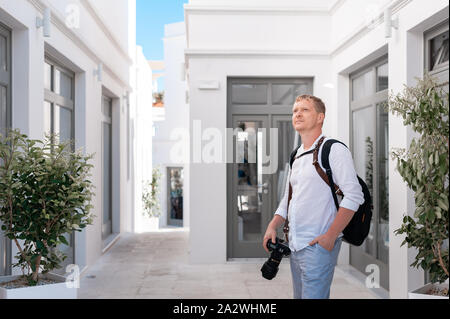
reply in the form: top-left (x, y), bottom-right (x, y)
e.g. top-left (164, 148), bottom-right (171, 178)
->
top-left (283, 136), bottom-right (327, 243)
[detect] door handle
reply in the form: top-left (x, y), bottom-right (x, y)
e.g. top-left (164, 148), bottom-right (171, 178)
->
top-left (258, 182), bottom-right (269, 193)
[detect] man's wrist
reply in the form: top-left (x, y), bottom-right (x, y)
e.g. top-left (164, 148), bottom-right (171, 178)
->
top-left (325, 229), bottom-right (340, 241)
top-left (267, 222), bottom-right (277, 231)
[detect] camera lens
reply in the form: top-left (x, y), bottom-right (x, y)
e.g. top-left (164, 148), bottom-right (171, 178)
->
top-left (261, 259), bottom-right (279, 280)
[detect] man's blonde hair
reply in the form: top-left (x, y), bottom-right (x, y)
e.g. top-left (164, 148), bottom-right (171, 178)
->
top-left (294, 94), bottom-right (326, 115)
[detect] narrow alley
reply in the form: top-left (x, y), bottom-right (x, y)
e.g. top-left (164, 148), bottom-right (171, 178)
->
top-left (78, 230), bottom-right (382, 299)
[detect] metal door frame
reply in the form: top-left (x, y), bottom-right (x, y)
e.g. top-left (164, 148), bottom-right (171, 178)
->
top-left (349, 56), bottom-right (390, 290)
top-left (101, 95), bottom-right (113, 239)
top-left (0, 21), bottom-right (11, 276)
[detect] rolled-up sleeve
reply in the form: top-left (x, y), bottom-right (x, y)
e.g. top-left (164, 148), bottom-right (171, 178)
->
top-left (329, 143), bottom-right (364, 212)
top-left (274, 166), bottom-right (290, 220)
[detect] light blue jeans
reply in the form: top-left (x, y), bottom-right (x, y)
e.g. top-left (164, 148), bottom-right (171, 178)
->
top-left (289, 237), bottom-right (342, 299)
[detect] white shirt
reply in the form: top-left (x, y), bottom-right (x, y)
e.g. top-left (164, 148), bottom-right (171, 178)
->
top-left (275, 133), bottom-right (364, 252)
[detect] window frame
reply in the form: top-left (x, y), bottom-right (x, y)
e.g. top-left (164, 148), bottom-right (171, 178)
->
top-left (0, 21), bottom-right (11, 134)
top-left (423, 19), bottom-right (449, 284)
top-left (43, 55), bottom-right (76, 270)
top-left (0, 21), bottom-right (11, 277)
top-left (44, 55), bottom-right (75, 147)
top-left (424, 19), bottom-right (449, 78)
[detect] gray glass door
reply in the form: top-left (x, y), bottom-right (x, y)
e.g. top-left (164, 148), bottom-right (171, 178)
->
top-left (350, 58), bottom-right (389, 290)
top-left (167, 167), bottom-right (184, 227)
top-left (227, 78), bottom-right (312, 258)
top-left (271, 115), bottom-right (301, 240)
top-left (230, 116), bottom-right (270, 257)
top-left (0, 22), bottom-right (11, 276)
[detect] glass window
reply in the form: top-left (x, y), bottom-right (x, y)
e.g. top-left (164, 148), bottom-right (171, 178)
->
top-left (429, 30), bottom-right (449, 71)
top-left (44, 62), bottom-right (52, 91)
top-left (0, 85), bottom-right (6, 137)
top-left (102, 96), bottom-right (112, 118)
top-left (352, 106), bottom-right (375, 256)
top-left (44, 59), bottom-right (74, 143)
top-left (275, 119), bottom-right (297, 205)
top-left (101, 94), bottom-right (113, 238)
top-left (54, 68), bottom-right (73, 100)
top-left (0, 34), bottom-right (6, 72)
top-left (377, 103), bottom-right (389, 264)
top-left (43, 101), bottom-right (51, 137)
top-left (352, 107), bottom-right (375, 197)
top-left (236, 120), bottom-right (262, 241)
top-left (376, 63), bottom-right (388, 91)
top-left (54, 105), bottom-right (72, 144)
top-left (352, 70), bottom-right (374, 101)
top-left (272, 83), bottom-right (310, 105)
top-left (102, 122), bottom-right (112, 236)
top-left (232, 84), bottom-right (267, 104)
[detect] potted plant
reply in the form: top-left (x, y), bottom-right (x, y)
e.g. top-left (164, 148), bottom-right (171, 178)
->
top-left (142, 167), bottom-right (162, 230)
top-left (0, 130), bottom-right (94, 299)
top-left (388, 75), bottom-right (449, 299)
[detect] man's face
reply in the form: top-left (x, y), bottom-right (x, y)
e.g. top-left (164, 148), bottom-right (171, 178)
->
top-left (292, 100), bottom-right (324, 134)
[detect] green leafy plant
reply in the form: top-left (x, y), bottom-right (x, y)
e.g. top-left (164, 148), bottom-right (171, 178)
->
top-left (142, 167), bottom-right (162, 218)
top-left (0, 130), bottom-right (95, 285)
top-left (365, 136), bottom-right (374, 196)
top-left (388, 75), bottom-right (449, 284)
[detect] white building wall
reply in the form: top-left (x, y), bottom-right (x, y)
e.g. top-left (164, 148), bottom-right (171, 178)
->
top-left (133, 45), bottom-right (154, 233)
top-left (185, 0), bottom-right (336, 264)
top-left (185, 0), bottom-right (449, 298)
top-left (330, 0), bottom-right (448, 299)
top-left (153, 22), bottom-right (189, 228)
top-left (187, 13), bottom-right (330, 52)
top-left (0, 0), bottom-right (138, 275)
top-left (89, 0), bottom-right (130, 49)
top-left (125, 0), bottom-right (136, 234)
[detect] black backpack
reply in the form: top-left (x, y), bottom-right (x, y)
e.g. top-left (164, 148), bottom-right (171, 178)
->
top-left (289, 139), bottom-right (372, 246)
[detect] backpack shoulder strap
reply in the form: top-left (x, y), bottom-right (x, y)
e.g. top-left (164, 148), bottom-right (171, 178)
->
top-left (289, 145), bottom-right (301, 168)
top-left (320, 139), bottom-right (347, 170)
top-left (318, 139), bottom-right (348, 210)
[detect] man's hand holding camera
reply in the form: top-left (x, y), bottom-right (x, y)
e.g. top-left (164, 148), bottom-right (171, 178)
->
top-left (263, 226), bottom-right (277, 253)
top-left (262, 214), bottom-right (285, 253)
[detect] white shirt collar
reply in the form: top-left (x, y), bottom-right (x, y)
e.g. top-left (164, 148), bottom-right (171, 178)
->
top-left (298, 133), bottom-right (325, 153)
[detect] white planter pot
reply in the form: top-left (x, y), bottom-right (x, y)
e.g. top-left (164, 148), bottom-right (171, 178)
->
top-left (408, 282), bottom-right (449, 299)
top-left (0, 273), bottom-right (77, 299)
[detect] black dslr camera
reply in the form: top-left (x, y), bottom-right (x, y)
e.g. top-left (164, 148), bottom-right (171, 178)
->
top-left (261, 237), bottom-right (291, 280)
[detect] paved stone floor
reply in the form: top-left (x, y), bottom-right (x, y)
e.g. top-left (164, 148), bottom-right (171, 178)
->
top-left (78, 229), bottom-right (384, 299)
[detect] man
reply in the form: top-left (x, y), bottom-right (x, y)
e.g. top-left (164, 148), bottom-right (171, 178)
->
top-left (262, 94), bottom-right (364, 299)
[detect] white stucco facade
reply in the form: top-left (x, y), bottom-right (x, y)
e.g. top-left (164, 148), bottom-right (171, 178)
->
top-left (0, 0), bottom-right (152, 277)
top-left (152, 21), bottom-right (189, 229)
top-left (131, 45), bottom-right (154, 233)
top-left (185, 0), bottom-right (449, 299)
